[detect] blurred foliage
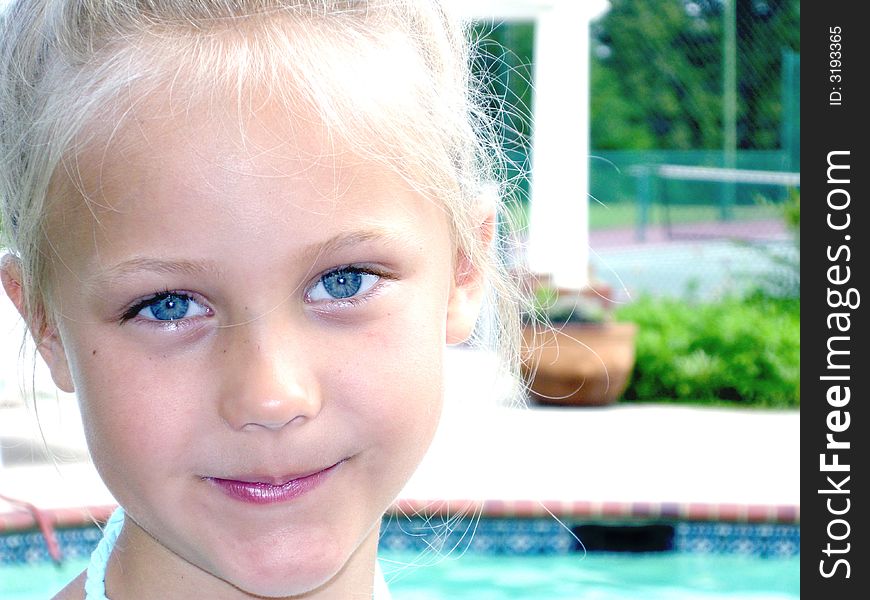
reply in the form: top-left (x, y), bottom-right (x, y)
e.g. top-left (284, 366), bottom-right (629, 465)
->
top-left (472, 22), bottom-right (535, 145)
top-left (590, 0), bottom-right (800, 150)
top-left (471, 9), bottom-right (801, 410)
top-left (782, 188), bottom-right (799, 230)
top-left (745, 189), bottom-right (799, 297)
top-left (527, 284), bottom-right (609, 325)
top-left (615, 292), bottom-right (800, 407)
top-left (471, 21), bottom-right (535, 208)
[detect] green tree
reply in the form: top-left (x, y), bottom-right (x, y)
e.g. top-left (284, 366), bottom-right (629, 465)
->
top-left (472, 21), bottom-right (535, 204)
top-left (591, 0), bottom-right (799, 150)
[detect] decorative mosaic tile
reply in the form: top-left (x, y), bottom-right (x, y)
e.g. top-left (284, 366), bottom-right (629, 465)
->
top-left (0, 525), bottom-right (102, 564)
top-left (673, 521), bottom-right (800, 558)
top-left (1, 516), bottom-right (800, 565)
top-left (379, 516), bottom-right (575, 556)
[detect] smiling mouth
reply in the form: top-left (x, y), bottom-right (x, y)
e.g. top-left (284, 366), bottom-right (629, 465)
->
top-left (205, 460), bottom-right (345, 505)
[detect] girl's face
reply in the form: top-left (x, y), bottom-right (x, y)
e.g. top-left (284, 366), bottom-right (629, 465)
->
top-left (34, 93), bottom-right (482, 598)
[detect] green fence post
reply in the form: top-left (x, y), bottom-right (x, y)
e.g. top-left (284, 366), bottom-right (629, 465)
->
top-left (635, 166), bottom-right (653, 242)
top-left (781, 50), bottom-right (800, 172)
top-left (721, 0), bottom-right (737, 221)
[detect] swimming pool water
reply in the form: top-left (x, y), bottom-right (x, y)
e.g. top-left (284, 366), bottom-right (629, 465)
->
top-left (1, 552), bottom-right (799, 599)
top-left (382, 551), bottom-right (799, 599)
top-left (1, 558), bottom-right (88, 600)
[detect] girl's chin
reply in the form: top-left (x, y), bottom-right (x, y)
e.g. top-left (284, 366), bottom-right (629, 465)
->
top-left (207, 542), bottom-right (358, 598)
top-left (217, 566), bottom-right (340, 599)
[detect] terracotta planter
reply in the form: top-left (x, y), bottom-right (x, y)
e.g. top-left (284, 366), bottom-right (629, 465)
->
top-left (521, 321), bottom-right (638, 407)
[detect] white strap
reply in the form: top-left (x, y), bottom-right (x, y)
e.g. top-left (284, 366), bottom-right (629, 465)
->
top-left (84, 507), bottom-right (124, 600)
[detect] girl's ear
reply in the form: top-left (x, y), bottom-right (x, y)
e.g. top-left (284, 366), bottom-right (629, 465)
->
top-left (1, 255), bottom-right (75, 393)
top-left (445, 201), bottom-right (497, 345)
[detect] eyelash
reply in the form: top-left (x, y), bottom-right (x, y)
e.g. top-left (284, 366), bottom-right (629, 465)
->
top-left (120, 290), bottom-right (210, 324)
top-left (305, 265), bottom-right (391, 308)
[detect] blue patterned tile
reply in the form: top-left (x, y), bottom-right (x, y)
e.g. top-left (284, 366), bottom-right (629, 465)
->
top-left (673, 521), bottom-right (800, 557)
top-left (2, 517), bottom-right (800, 565)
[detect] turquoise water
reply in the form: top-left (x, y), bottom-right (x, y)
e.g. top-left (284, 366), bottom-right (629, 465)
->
top-left (1, 552), bottom-right (799, 599)
top-left (1, 558), bottom-right (89, 599)
top-left (382, 552), bottom-right (800, 599)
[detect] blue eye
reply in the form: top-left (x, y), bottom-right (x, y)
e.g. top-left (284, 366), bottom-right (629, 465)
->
top-left (127, 292), bottom-right (210, 322)
top-left (309, 267), bottom-right (380, 302)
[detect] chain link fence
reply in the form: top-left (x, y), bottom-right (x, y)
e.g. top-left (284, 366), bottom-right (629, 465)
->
top-left (477, 0), bottom-right (800, 300)
top-left (475, 1), bottom-right (801, 406)
top-left (586, 0), bottom-right (799, 300)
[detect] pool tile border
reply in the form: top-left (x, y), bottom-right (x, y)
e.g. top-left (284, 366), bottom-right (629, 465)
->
top-left (379, 515), bottom-right (800, 558)
top-left (388, 499), bottom-right (800, 524)
top-left (1, 500), bottom-right (800, 564)
top-left (0, 499), bottom-right (799, 535)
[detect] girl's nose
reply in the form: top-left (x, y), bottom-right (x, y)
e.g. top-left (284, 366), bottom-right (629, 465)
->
top-left (218, 329), bottom-right (322, 431)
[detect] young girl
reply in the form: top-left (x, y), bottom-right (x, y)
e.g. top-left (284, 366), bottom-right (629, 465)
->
top-left (0, 1), bottom-right (521, 598)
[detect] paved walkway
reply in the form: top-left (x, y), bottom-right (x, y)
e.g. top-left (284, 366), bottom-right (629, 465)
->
top-left (589, 218), bottom-right (789, 249)
top-left (586, 221), bottom-right (797, 301)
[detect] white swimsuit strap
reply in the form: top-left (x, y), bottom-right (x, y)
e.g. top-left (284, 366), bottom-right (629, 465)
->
top-left (84, 507), bottom-right (125, 600)
top-left (82, 507), bottom-right (392, 599)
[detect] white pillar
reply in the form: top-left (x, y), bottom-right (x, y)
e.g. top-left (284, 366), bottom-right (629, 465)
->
top-left (445, 0), bottom-right (609, 290)
top-left (527, 0), bottom-right (607, 290)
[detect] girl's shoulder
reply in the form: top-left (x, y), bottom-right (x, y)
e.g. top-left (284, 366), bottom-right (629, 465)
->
top-left (52, 569), bottom-right (87, 600)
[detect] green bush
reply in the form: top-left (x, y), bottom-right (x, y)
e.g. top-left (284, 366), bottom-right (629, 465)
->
top-left (750, 190), bottom-right (800, 298)
top-left (615, 293), bottom-right (800, 407)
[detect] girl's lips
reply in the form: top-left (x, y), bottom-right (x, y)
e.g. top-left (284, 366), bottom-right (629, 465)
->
top-left (206, 461), bottom-right (343, 505)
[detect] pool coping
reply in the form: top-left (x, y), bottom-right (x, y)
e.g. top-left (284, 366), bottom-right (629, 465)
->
top-left (392, 499), bottom-right (800, 524)
top-left (0, 499), bottom-right (799, 534)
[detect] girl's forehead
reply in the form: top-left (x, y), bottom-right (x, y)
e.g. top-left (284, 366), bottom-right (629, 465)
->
top-left (50, 90), bottom-right (450, 266)
top-left (73, 90), bottom-right (375, 204)
top-left (90, 84), bottom-right (329, 157)
top-left (46, 15), bottom-right (464, 252)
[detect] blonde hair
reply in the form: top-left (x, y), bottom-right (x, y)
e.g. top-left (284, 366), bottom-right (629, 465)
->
top-left (0, 0), bottom-right (525, 398)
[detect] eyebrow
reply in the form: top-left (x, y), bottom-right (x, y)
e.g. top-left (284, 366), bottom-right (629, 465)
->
top-left (88, 228), bottom-right (410, 287)
top-left (86, 257), bottom-right (221, 290)
top-left (301, 228), bottom-right (411, 263)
